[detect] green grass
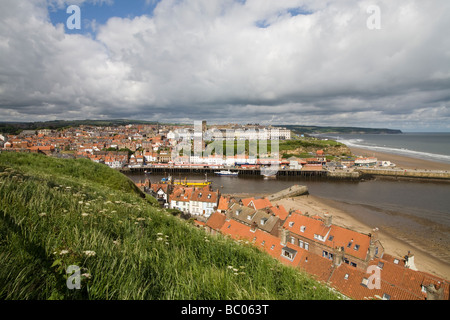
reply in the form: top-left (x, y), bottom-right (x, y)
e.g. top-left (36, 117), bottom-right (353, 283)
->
top-left (0, 152), bottom-right (341, 300)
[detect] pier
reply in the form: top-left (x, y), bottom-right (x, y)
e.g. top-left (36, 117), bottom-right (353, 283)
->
top-left (119, 165), bottom-right (450, 181)
top-left (120, 166), bottom-right (344, 180)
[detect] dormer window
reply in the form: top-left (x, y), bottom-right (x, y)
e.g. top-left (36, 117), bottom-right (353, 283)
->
top-left (289, 221), bottom-right (294, 227)
top-left (300, 226), bottom-right (306, 233)
top-left (208, 194), bottom-right (211, 199)
top-left (354, 244), bottom-right (360, 251)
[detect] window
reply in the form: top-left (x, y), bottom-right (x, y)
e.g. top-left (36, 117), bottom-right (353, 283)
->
top-left (394, 259), bottom-right (399, 265)
top-left (350, 262), bottom-right (357, 268)
top-left (298, 240), bottom-right (303, 248)
top-left (300, 226), bottom-right (306, 233)
top-left (347, 240), bottom-right (353, 248)
top-left (305, 242), bottom-right (309, 251)
top-left (328, 235), bottom-right (334, 241)
top-left (382, 293), bottom-right (391, 300)
top-left (291, 237), bottom-right (295, 244)
top-left (261, 241), bottom-right (265, 246)
top-left (344, 274), bottom-right (349, 280)
top-left (354, 244), bottom-right (360, 251)
top-left (282, 247), bottom-right (297, 261)
top-left (289, 221), bottom-right (294, 227)
top-left (361, 278), bottom-right (369, 287)
top-left (271, 245), bottom-right (275, 250)
top-left (227, 224), bottom-right (231, 229)
top-left (377, 262), bottom-right (384, 269)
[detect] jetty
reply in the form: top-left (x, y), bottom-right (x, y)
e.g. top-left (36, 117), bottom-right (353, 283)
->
top-left (119, 166), bottom-right (450, 182)
top-left (267, 185), bottom-right (309, 201)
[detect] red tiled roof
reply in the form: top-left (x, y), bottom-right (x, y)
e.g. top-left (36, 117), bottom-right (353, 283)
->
top-left (269, 204), bottom-right (289, 220)
top-left (206, 212), bottom-right (227, 231)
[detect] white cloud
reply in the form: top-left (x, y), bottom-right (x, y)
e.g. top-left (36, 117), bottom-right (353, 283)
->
top-left (0, 0), bottom-right (449, 131)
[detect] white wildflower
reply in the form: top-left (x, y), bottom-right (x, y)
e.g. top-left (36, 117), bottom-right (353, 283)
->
top-left (157, 237), bottom-right (163, 241)
top-left (83, 250), bottom-right (96, 257)
top-left (78, 201), bottom-right (84, 204)
top-left (227, 266), bottom-right (233, 269)
top-left (60, 250), bottom-right (69, 255)
top-left (81, 213), bottom-right (89, 217)
top-left (165, 242), bottom-right (169, 245)
top-left (39, 213), bottom-right (47, 217)
top-left (81, 273), bottom-right (91, 279)
top-left (157, 233), bottom-right (163, 236)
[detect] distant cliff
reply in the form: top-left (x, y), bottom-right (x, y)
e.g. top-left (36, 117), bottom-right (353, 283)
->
top-left (278, 125), bottom-right (402, 135)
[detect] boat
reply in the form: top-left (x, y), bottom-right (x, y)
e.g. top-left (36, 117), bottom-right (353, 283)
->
top-left (173, 178), bottom-right (212, 187)
top-left (261, 167), bottom-right (277, 179)
top-left (215, 170), bottom-right (238, 176)
top-left (162, 174), bottom-right (212, 187)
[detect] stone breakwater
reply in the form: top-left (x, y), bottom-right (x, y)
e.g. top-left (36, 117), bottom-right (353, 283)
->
top-left (267, 185), bottom-right (309, 201)
top-left (356, 168), bottom-right (450, 181)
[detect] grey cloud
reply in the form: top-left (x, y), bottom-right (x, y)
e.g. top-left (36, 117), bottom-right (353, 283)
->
top-left (0, 0), bottom-right (449, 131)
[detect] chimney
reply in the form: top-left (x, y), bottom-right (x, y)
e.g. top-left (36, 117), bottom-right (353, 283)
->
top-left (370, 228), bottom-right (379, 245)
top-left (332, 246), bottom-right (344, 267)
top-left (324, 214), bottom-right (332, 227)
top-left (280, 227), bottom-right (289, 246)
top-left (404, 251), bottom-right (418, 271)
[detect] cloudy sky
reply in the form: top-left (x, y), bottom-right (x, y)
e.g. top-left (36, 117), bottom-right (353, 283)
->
top-left (1, 0), bottom-right (449, 131)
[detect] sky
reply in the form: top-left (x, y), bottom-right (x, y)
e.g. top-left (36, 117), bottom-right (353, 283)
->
top-left (1, 0), bottom-right (449, 131)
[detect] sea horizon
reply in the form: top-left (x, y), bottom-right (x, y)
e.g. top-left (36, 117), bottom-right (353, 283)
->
top-left (317, 132), bottom-right (450, 165)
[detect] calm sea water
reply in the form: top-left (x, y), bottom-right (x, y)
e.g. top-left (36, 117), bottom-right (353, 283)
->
top-left (317, 132), bottom-right (450, 164)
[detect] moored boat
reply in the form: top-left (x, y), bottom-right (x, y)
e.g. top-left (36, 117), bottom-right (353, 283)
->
top-left (215, 170), bottom-right (238, 176)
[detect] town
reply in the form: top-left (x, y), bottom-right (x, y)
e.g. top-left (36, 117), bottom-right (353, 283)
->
top-left (0, 121), bottom-right (385, 174)
top-left (1, 121), bottom-right (449, 300)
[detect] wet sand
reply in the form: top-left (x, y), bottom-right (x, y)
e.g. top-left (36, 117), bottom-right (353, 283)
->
top-left (349, 146), bottom-right (450, 171)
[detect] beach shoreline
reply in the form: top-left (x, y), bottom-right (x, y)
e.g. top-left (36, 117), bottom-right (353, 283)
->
top-left (224, 191), bottom-right (450, 281)
top-left (349, 146), bottom-right (450, 171)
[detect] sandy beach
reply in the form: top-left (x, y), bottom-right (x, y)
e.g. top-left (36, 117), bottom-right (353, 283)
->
top-left (349, 146), bottom-right (450, 171)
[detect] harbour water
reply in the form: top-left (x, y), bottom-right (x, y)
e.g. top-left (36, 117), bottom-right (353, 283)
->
top-left (128, 172), bottom-right (450, 265)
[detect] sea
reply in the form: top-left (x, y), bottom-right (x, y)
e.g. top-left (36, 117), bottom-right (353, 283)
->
top-left (317, 132), bottom-right (450, 165)
top-left (126, 132), bottom-right (450, 269)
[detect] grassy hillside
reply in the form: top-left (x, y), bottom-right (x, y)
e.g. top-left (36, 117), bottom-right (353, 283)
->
top-left (0, 152), bottom-right (341, 300)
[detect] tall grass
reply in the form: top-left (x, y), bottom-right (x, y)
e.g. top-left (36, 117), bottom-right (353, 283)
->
top-left (0, 153), bottom-right (340, 300)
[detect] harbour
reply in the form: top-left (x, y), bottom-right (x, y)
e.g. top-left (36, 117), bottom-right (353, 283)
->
top-left (127, 171), bottom-right (450, 272)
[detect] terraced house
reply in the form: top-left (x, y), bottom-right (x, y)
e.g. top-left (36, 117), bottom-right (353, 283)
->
top-left (204, 196), bottom-right (449, 300)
